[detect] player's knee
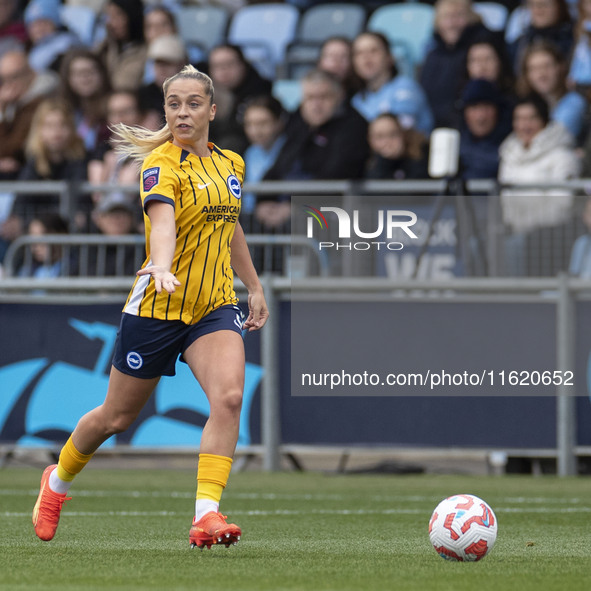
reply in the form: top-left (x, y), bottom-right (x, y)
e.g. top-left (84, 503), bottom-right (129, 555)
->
top-left (105, 412), bottom-right (136, 435)
top-left (219, 388), bottom-right (243, 415)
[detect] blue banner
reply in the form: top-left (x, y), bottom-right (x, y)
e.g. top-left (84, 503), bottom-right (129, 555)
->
top-left (0, 304), bottom-right (263, 448)
top-left (1, 300), bottom-right (591, 450)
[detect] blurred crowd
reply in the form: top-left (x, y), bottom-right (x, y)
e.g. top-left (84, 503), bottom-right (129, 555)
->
top-left (2, 0), bottom-right (591, 277)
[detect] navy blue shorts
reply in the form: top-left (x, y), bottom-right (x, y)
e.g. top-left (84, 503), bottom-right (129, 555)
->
top-left (112, 304), bottom-right (245, 379)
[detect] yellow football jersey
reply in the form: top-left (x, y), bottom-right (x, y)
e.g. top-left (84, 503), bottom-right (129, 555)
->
top-left (123, 141), bottom-right (243, 324)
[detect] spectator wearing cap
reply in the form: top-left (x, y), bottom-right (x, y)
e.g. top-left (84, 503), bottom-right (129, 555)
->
top-left (139, 34), bottom-right (187, 130)
top-left (24, 0), bottom-right (81, 73)
top-left (96, 0), bottom-right (148, 91)
top-left (93, 195), bottom-right (138, 235)
top-left (89, 195), bottom-right (140, 276)
top-left (459, 79), bottom-right (512, 179)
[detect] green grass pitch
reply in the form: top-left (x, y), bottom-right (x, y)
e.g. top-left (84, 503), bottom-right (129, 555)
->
top-left (1, 467), bottom-right (591, 591)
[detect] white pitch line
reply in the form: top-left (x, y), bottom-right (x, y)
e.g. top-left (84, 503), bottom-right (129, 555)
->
top-left (0, 490), bottom-right (346, 501)
top-left (4, 507), bottom-right (591, 519)
top-left (0, 489), bottom-right (195, 499)
top-left (3, 511), bottom-right (180, 518)
top-left (0, 489), bottom-right (588, 504)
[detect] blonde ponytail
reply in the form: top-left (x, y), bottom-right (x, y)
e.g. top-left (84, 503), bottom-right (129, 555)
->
top-left (111, 123), bottom-right (173, 167)
top-left (110, 64), bottom-right (215, 167)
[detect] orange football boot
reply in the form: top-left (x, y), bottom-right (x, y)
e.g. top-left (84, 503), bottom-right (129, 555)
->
top-left (32, 465), bottom-right (71, 541)
top-left (189, 511), bottom-right (241, 549)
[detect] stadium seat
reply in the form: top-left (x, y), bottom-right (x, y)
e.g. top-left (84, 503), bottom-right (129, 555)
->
top-left (272, 79), bottom-right (302, 111)
top-left (286, 3), bottom-right (367, 78)
top-left (59, 4), bottom-right (98, 46)
top-left (473, 2), bottom-right (509, 32)
top-left (175, 6), bottom-right (229, 56)
top-left (296, 3), bottom-right (366, 42)
top-left (505, 7), bottom-right (531, 44)
top-left (64, 0), bottom-right (103, 12)
top-left (227, 3), bottom-right (300, 79)
top-left (367, 3), bottom-right (435, 74)
top-left (391, 44), bottom-right (413, 79)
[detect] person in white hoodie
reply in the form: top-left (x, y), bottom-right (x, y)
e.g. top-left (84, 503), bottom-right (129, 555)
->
top-left (498, 92), bottom-right (581, 274)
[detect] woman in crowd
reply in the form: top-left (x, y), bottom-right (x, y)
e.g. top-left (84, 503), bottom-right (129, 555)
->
top-left (14, 98), bottom-right (87, 226)
top-left (241, 95), bottom-right (286, 216)
top-left (144, 4), bottom-right (177, 46)
top-left (316, 36), bottom-right (361, 100)
top-left (364, 113), bottom-right (428, 180)
top-left (465, 38), bottom-right (516, 101)
top-left (516, 40), bottom-right (588, 141)
top-left (142, 4), bottom-right (178, 85)
top-left (20, 98), bottom-right (87, 182)
top-left (499, 93), bottom-right (580, 274)
top-left (207, 43), bottom-right (272, 153)
top-left (59, 48), bottom-right (111, 153)
top-left (509, 0), bottom-right (574, 69)
top-left (17, 212), bottom-right (69, 278)
top-left (351, 31), bottom-right (433, 135)
top-left (96, 0), bottom-right (147, 91)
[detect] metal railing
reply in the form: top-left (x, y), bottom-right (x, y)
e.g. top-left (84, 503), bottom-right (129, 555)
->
top-left (1, 233), bottom-right (329, 278)
top-left (2, 178), bottom-right (590, 279)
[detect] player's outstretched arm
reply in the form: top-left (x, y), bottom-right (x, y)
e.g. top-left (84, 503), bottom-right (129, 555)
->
top-left (136, 201), bottom-right (181, 294)
top-left (230, 222), bottom-right (268, 331)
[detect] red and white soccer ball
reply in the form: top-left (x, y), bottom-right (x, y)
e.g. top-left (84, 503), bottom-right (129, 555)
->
top-left (428, 494), bottom-right (498, 562)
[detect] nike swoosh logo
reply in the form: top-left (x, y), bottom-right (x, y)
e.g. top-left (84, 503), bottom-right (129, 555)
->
top-left (198, 183), bottom-right (211, 189)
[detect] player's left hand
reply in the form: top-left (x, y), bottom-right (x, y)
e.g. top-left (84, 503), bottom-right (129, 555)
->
top-left (243, 289), bottom-right (269, 331)
top-left (136, 266), bottom-right (181, 294)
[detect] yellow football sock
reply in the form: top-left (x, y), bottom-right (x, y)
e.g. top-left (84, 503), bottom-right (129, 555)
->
top-left (56, 436), bottom-right (94, 482)
top-left (196, 453), bottom-right (233, 503)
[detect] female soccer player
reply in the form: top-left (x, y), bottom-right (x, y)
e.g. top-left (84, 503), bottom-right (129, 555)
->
top-left (32, 65), bottom-right (269, 549)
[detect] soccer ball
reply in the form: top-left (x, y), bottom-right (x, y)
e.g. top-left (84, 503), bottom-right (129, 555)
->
top-left (428, 494), bottom-right (498, 561)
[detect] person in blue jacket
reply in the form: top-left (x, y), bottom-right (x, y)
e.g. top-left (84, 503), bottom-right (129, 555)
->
top-left (351, 31), bottom-right (434, 136)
